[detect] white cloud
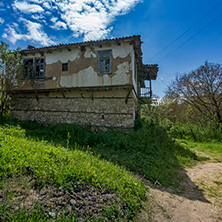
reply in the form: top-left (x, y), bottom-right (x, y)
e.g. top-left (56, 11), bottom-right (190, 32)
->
top-left (3, 19), bottom-right (55, 46)
top-left (50, 17), bottom-right (67, 30)
top-left (51, 21), bottom-right (67, 30)
top-left (0, 18), bottom-right (4, 25)
top-left (45, 11), bottom-right (52, 16)
top-left (56, 0), bottom-right (143, 41)
top-left (2, 27), bottom-right (24, 44)
top-left (31, 14), bottom-right (45, 21)
top-left (42, 2), bottom-right (51, 9)
top-left (13, 0), bottom-right (44, 14)
top-left (51, 17), bottom-right (57, 23)
top-left (30, 0), bottom-right (45, 3)
top-left (5, 0), bottom-right (143, 43)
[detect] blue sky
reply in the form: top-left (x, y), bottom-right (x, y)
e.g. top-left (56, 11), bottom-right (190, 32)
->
top-left (0, 0), bottom-right (222, 97)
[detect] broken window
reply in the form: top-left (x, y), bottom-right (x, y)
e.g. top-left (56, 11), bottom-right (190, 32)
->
top-left (23, 57), bottom-right (45, 79)
top-left (98, 50), bottom-right (112, 74)
top-left (35, 58), bottom-right (45, 78)
top-left (62, 63), bottom-right (68, 71)
top-left (24, 59), bottom-right (34, 78)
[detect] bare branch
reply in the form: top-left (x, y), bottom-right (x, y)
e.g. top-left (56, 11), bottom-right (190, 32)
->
top-left (166, 61), bottom-right (222, 125)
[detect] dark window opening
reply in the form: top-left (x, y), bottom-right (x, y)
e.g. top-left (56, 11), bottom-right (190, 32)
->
top-left (62, 63), bottom-right (68, 71)
top-left (23, 57), bottom-right (45, 79)
top-left (35, 58), bottom-right (44, 78)
top-left (24, 59), bottom-right (34, 78)
top-left (98, 50), bottom-right (112, 74)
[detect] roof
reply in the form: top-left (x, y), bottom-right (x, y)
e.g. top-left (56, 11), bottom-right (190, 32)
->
top-left (22, 35), bottom-right (141, 53)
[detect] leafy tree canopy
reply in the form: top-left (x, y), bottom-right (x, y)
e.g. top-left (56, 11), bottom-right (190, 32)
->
top-left (0, 41), bottom-right (21, 115)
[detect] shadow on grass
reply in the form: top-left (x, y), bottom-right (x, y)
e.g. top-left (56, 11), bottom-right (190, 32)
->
top-left (0, 116), bottom-right (209, 203)
top-left (139, 168), bottom-right (211, 203)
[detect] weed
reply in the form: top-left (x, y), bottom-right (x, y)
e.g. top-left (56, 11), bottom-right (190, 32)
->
top-left (169, 123), bottom-right (222, 143)
top-left (67, 131), bottom-right (71, 148)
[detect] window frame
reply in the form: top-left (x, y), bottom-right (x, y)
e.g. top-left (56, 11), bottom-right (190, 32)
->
top-left (23, 57), bottom-right (45, 79)
top-left (97, 50), bottom-right (112, 74)
top-left (62, 63), bottom-right (68, 72)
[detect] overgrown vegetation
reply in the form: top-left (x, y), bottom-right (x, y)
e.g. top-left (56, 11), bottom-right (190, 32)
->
top-left (169, 123), bottom-right (222, 143)
top-left (0, 41), bottom-right (21, 116)
top-left (0, 116), bottom-right (199, 187)
top-left (166, 61), bottom-right (222, 126)
top-left (145, 61), bottom-right (222, 144)
top-left (141, 100), bottom-right (222, 165)
top-left (142, 100), bottom-right (222, 143)
top-left (1, 103), bottom-right (219, 220)
top-left (0, 118), bottom-right (147, 221)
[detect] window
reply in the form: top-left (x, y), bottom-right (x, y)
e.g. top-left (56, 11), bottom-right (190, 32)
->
top-left (24, 59), bottom-right (33, 78)
top-left (98, 50), bottom-right (112, 74)
top-left (62, 63), bottom-right (68, 71)
top-left (23, 57), bottom-right (45, 79)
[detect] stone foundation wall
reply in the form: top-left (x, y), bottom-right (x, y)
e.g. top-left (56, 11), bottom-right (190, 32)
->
top-left (11, 90), bottom-right (137, 128)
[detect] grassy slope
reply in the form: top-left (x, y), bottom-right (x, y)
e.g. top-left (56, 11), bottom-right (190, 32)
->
top-left (178, 140), bottom-right (222, 162)
top-left (0, 122), bottom-right (146, 221)
top-left (0, 117), bottom-right (203, 220)
top-left (0, 118), bottom-right (199, 186)
top-left (167, 122), bottom-right (222, 162)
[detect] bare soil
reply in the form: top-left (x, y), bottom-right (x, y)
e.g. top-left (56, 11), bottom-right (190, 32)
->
top-left (137, 162), bottom-right (222, 222)
top-left (0, 177), bottom-right (124, 220)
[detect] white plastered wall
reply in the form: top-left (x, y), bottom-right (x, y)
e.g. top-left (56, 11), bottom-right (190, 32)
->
top-left (45, 42), bottom-right (134, 88)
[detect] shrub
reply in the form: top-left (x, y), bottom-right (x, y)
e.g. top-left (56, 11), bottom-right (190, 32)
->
top-left (169, 123), bottom-right (222, 142)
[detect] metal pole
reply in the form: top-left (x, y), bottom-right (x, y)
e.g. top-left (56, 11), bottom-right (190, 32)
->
top-left (149, 71), bottom-right (152, 97)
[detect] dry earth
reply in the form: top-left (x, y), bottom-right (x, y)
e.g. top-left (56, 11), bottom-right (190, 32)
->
top-left (137, 162), bottom-right (222, 222)
top-left (0, 177), bottom-right (125, 220)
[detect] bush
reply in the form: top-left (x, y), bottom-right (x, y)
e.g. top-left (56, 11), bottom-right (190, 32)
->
top-left (169, 123), bottom-right (222, 142)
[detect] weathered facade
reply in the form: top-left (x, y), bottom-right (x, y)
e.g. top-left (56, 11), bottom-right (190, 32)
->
top-left (10, 36), bottom-right (158, 129)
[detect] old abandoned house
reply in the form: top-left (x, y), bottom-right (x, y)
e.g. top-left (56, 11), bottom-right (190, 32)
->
top-left (10, 35), bottom-right (158, 129)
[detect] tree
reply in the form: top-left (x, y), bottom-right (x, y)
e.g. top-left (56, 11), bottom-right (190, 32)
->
top-left (166, 61), bottom-right (222, 126)
top-left (0, 41), bottom-right (21, 115)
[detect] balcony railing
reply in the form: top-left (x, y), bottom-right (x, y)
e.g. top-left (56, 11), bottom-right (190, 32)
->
top-left (140, 87), bottom-right (152, 98)
top-left (139, 87), bottom-right (152, 104)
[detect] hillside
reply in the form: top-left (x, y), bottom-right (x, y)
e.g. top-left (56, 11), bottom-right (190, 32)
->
top-left (0, 117), bottom-right (200, 221)
top-left (0, 120), bottom-right (147, 221)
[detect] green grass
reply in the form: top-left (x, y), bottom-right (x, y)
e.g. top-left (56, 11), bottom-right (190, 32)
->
top-left (0, 203), bottom-right (58, 222)
top-left (177, 140), bottom-right (222, 162)
top-left (0, 121), bottom-right (147, 221)
top-left (169, 123), bottom-right (222, 143)
top-left (0, 117), bottom-right (199, 187)
top-left (0, 117), bottom-right (203, 220)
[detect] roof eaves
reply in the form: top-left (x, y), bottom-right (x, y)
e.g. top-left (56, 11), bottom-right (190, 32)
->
top-left (21, 35), bottom-right (141, 54)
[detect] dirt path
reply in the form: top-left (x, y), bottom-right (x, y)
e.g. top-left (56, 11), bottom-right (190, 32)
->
top-left (137, 162), bottom-right (222, 222)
